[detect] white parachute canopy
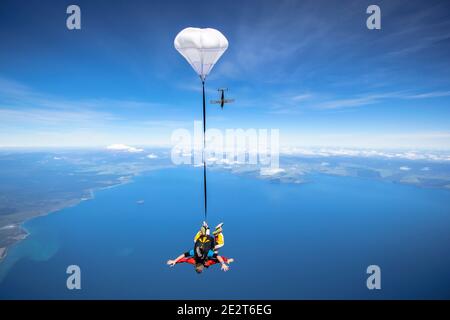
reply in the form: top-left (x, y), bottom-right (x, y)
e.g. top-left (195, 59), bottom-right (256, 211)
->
top-left (174, 27), bottom-right (228, 81)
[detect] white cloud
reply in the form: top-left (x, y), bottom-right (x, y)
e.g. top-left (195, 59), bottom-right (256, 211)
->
top-left (106, 144), bottom-right (143, 153)
top-left (146, 153), bottom-right (158, 159)
top-left (317, 96), bottom-right (379, 110)
top-left (308, 90), bottom-right (450, 111)
top-left (219, 158), bottom-right (241, 165)
top-left (314, 92), bottom-right (405, 110)
top-left (291, 94), bottom-right (313, 102)
top-left (281, 147), bottom-right (450, 162)
top-left (0, 77), bottom-right (185, 147)
top-left (400, 166), bottom-right (411, 171)
top-left (407, 91), bottom-right (450, 99)
top-left (260, 167), bottom-right (285, 176)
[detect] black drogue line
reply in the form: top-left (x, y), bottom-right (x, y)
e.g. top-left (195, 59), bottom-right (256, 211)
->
top-left (201, 80), bottom-right (208, 222)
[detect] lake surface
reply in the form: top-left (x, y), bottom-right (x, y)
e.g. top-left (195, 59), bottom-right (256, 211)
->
top-left (1, 167), bottom-right (449, 299)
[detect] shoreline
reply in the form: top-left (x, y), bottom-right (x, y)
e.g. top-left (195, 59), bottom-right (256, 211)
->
top-left (0, 165), bottom-right (174, 265)
top-left (0, 176), bottom-right (134, 264)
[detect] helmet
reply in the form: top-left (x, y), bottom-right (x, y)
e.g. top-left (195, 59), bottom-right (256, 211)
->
top-left (200, 221), bottom-right (210, 236)
top-left (200, 225), bottom-right (208, 236)
top-left (213, 222), bottom-right (224, 236)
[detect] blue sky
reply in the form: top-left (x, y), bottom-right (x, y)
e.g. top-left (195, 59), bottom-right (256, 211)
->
top-left (1, 0), bottom-right (450, 149)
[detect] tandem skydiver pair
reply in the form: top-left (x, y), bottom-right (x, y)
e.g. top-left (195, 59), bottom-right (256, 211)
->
top-left (167, 222), bottom-right (233, 273)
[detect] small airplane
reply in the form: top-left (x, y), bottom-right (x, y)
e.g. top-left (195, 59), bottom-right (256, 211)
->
top-left (210, 88), bottom-right (234, 109)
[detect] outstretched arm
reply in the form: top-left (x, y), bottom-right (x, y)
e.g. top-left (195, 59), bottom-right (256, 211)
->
top-left (216, 255), bottom-right (229, 272)
top-left (167, 253), bottom-right (187, 267)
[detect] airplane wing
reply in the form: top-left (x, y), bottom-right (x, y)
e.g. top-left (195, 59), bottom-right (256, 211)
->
top-left (210, 100), bottom-right (222, 104)
top-left (222, 99), bottom-right (235, 103)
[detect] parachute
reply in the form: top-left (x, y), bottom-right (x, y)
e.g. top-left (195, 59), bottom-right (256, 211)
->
top-left (174, 27), bottom-right (228, 81)
top-left (174, 27), bottom-right (229, 221)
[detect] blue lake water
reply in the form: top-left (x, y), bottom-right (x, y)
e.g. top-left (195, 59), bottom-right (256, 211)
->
top-left (0, 167), bottom-right (450, 299)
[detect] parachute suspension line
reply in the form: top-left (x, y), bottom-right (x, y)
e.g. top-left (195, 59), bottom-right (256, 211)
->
top-left (202, 80), bottom-right (208, 222)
